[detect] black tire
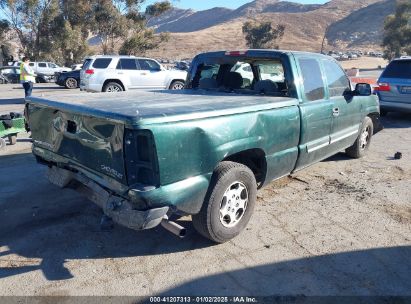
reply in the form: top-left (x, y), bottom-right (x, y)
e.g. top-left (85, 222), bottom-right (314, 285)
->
top-left (103, 82), bottom-right (124, 92)
top-left (0, 138), bottom-right (6, 149)
top-left (35, 77), bottom-right (46, 83)
top-left (169, 80), bottom-right (185, 90)
top-left (8, 134), bottom-right (17, 145)
top-left (192, 161), bottom-right (257, 243)
top-left (65, 77), bottom-right (78, 89)
top-left (345, 116), bottom-right (373, 159)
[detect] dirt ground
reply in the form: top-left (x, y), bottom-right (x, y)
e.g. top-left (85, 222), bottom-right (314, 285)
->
top-left (0, 83), bottom-right (410, 297)
top-left (340, 57), bottom-right (388, 70)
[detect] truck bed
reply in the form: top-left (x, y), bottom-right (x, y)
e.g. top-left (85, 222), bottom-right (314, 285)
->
top-left (27, 90), bottom-right (298, 125)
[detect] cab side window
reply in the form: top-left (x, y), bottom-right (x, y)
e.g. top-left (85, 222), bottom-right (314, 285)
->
top-left (298, 58), bottom-right (325, 101)
top-left (322, 59), bottom-right (350, 97)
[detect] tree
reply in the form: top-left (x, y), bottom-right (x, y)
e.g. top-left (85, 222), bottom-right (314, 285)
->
top-left (119, 1), bottom-right (171, 55)
top-left (0, 0), bottom-right (30, 52)
top-left (120, 30), bottom-right (169, 55)
top-left (0, 19), bottom-right (9, 41)
top-left (89, 0), bottom-right (171, 55)
top-left (91, 0), bottom-right (129, 55)
top-left (0, 20), bottom-right (11, 64)
top-left (0, 0), bottom-right (64, 58)
top-left (382, 0), bottom-right (411, 61)
top-left (0, 0), bottom-right (172, 63)
top-left (242, 20), bottom-right (285, 49)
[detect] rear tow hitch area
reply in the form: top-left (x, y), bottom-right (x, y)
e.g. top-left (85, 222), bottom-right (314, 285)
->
top-left (46, 166), bottom-right (187, 238)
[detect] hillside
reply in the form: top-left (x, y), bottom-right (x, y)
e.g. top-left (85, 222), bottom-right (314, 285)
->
top-left (327, 0), bottom-right (395, 48)
top-left (146, 0), bottom-right (387, 59)
top-left (150, 0), bottom-right (324, 33)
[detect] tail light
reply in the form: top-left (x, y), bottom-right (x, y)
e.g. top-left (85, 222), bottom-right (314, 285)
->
top-left (85, 69), bottom-right (94, 75)
top-left (376, 83), bottom-right (390, 91)
top-left (124, 129), bottom-right (159, 187)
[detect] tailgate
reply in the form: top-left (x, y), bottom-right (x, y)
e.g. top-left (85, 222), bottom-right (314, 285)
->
top-left (27, 103), bottom-right (127, 184)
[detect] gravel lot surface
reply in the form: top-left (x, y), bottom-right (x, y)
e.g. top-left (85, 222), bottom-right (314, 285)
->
top-left (0, 84), bottom-right (410, 297)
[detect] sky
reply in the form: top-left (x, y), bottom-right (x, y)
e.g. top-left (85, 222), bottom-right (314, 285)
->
top-left (143, 0), bottom-right (329, 11)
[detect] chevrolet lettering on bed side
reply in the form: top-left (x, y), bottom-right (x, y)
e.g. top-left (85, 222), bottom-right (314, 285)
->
top-left (26, 50), bottom-right (382, 243)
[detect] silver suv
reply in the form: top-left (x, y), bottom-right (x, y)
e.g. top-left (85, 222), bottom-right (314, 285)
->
top-left (80, 55), bottom-right (187, 92)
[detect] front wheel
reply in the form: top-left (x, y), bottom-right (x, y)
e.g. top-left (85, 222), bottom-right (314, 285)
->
top-left (192, 161), bottom-right (257, 243)
top-left (345, 116), bottom-right (373, 159)
top-left (103, 82), bottom-right (124, 92)
top-left (169, 80), bottom-right (185, 90)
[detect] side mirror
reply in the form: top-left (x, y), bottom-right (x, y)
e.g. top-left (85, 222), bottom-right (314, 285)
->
top-left (354, 83), bottom-right (372, 96)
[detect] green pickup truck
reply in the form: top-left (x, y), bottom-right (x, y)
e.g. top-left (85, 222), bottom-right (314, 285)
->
top-left (26, 50), bottom-right (381, 243)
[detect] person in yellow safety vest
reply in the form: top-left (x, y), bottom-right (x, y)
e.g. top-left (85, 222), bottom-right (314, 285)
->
top-left (20, 56), bottom-right (36, 99)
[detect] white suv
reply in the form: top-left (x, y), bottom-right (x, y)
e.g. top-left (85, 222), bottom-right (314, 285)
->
top-left (28, 62), bottom-right (71, 75)
top-left (80, 55), bottom-right (187, 92)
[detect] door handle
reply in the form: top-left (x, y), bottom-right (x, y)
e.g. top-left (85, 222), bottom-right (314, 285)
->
top-left (118, 72), bottom-right (124, 75)
top-left (332, 107), bottom-right (340, 117)
top-left (141, 73), bottom-right (147, 75)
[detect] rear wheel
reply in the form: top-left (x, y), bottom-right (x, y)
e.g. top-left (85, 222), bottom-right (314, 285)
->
top-left (192, 161), bottom-right (257, 243)
top-left (346, 116), bottom-right (373, 159)
top-left (8, 134), bottom-right (17, 145)
top-left (169, 80), bottom-right (185, 90)
top-left (103, 82), bottom-right (123, 92)
top-left (65, 77), bottom-right (78, 89)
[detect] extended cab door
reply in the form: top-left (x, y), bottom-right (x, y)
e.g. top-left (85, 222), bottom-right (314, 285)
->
top-left (321, 59), bottom-right (362, 152)
top-left (293, 56), bottom-right (334, 171)
top-left (136, 59), bottom-right (168, 88)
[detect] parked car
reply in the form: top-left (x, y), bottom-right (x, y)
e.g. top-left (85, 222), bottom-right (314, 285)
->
top-left (56, 70), bottom-right (80, 89)
top-left (35, 73), bottom-right (54, 83)
top-left (0, 66), bottom-right (53, 84)
top-left (80, 55), bottom-right (187, 92)
top-left (376, 57), bottom-right (411, 115)
top-left (26, 50), bottom-right (381, 243)
top-left (0, 66), bottom-right (20, 83)
top-left (330, 54), bottom-right (341, 60)
top-left (28, 62), bottom-right (70, 76)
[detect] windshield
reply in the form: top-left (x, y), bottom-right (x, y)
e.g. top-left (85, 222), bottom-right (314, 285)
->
top-left (190, 58), bottom-right (287, 96)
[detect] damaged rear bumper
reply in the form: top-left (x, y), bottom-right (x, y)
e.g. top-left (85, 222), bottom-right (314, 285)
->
top-left (47, 166), bottom-right (169, 230)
